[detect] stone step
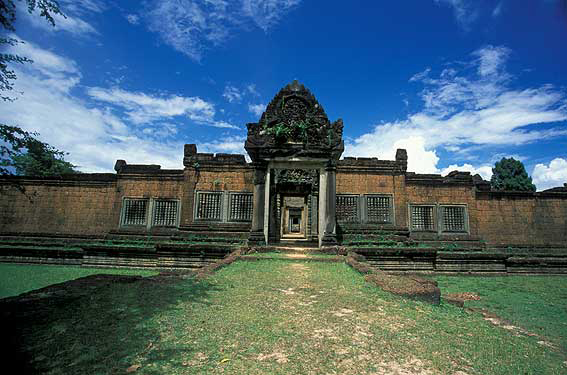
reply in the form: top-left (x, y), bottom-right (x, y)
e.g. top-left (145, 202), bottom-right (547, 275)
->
top-left (240, 253), bottom-right (344, 262)
top-left (250, 244), bottom-right (337, 255)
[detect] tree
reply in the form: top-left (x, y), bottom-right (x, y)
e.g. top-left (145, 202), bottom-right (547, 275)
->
top-left (490, 157), bottom-right (536, 192)
top-left (1, 0), bottom-right (77, 176)
top-left (11, 138), bottom-right (77, 176)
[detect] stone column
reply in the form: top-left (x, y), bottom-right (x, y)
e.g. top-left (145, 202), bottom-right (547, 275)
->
top-left (318, 168), bottom-right (327, 246)
top-left (263, 168), bottom-right (271, 244)
top-left (319, 163), bottom-right (338, 246)
top-left (248, 165), bottom-right (266, 245)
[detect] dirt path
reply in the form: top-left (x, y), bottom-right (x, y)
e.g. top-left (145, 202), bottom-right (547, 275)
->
top-left (227, 261), bottom-right (438, 374)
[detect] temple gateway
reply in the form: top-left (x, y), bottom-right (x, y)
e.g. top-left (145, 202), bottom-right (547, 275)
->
top-left (1, 81), bottom-right (567, 249)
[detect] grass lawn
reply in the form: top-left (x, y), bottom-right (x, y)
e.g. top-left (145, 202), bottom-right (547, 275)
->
top-left (0, 264), bottom-right (158, 299)
top-left (434, 274), bottom-right (567, 352)
top-left (2, 259), bottom-right (566, 374)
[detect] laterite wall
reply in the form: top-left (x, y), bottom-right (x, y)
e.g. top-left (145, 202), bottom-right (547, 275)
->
top-left (474, 192), bottom-right (567, 246)
top-left (1, 162), bottom-right (566, 247)
top-left (0, 177), bottom-right (119, 236)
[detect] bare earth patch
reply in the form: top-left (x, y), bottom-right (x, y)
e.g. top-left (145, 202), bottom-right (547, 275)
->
top-left (373, 358), bottom-right (434, 375)
top-left (469, 308), bottom-right (558, 350)
top-left (257, 351), bottom-right (289, 363)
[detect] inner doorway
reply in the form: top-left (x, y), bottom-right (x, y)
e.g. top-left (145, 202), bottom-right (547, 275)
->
top-left (281, 197), bottom-right (307, 239)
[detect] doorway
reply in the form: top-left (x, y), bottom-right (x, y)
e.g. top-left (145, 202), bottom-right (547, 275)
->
top-left (281, 196), bottom-right (308, 239)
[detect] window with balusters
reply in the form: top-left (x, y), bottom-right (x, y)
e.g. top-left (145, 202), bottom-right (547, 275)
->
top-left (152, 200), bottom-right (179, 227)
top-left (121, 198), bottom-right (180, 228)
top-left (366, 195), bottom-right (393, 224)
top-left (194, 191), bottom-right (253, 223)
top-left (336, 195), bottom-right (359, 222)
top-left (229, 193), bottom-right (253, 222)
top-left (121, 198), bottom-right (149, 226)
top-left (195, 192), bottom-right (223, 221)
top-left (409, 204), bottom-right (469, 233)
top-left (410, 205), bottom-right (435, 231)
top-left (440, 205), bottom-right (467, 233)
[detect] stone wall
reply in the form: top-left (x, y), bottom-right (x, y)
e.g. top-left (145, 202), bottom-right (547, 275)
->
top-left (336, 171), bottom-right (407, 227)
top-left (1, 153), bottom-right (566, 247)
top-left (0, 175), bottom-right (118, 236)
top-left (475, 191), bottom-right (567, 246)
top-left (335, 162), bottom-right (567, 247)
top-left (183, 150), bottom-right (254, 232)
top-left (114, 169), bottom-right (186, 232)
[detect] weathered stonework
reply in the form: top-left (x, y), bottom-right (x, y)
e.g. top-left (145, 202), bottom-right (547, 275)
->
top-left (1, 81), bottom-right (566, 249)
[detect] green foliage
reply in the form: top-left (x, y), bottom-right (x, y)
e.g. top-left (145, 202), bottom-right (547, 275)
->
top-left (263, 121), bottom-right (292, 141)
top-left (262, 118), bottom-right (312, 143)
top-left (7, 136), bottom-right (78, 176)
top-left (490, 157), bottom-right (536, 192)
top-left (0, 124), bottom-right (34, 175)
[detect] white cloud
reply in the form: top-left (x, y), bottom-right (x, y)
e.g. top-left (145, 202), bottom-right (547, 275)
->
top-left (146, 0), bottom-right (240, 61)
top-left (142, 123), bottom-right (178, 138)
top-left (210, 121), bottom-right (240, 129)
top-left (24, 11), bottom-right (98, 36)
top-left (435, 0), bottom-right (478, 30)
top-left (346, 45), bottom-right (567, 175)
top-left (440, 163), bottom-right (493, 180)
top-left (473, 45), bottom-right (510, 77)
top-left (87, 87), bottom-right (216, 124)
top-left (126, 14), bottom-right (140, 25)
top-left (223, 85), bottom-right (242, 103)
top-left (145, 0), bottom-right (301, 60)
top-left (4, 36), bottom-right (80, 97)
top-left (8, 37), bottom-right (79, 76)
top-left (197, 135), bottom-right (247, 154)
top-left (247, 83), bottom-right (260, 96)
top-left (248, 103), bottom-right (266, 117)
top-left (0, 38), bottom-right (241, 173)
top-left (22, 0), bottom-right (102, 36)
top-left (532, 158), bottom-right (567, 191)
top-left (242, 0), bottom-right (301, 31)
top-left (59, 0), bottom-right (105, 14)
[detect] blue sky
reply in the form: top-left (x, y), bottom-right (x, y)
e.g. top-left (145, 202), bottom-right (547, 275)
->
top-left (1, 0), bottom-right (567, 190)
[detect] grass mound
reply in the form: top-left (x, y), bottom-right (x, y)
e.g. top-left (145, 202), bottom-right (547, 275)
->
top-left (346, 252), bottom-right (441, 305)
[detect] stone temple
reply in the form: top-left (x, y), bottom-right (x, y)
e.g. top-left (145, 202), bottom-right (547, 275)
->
top-left (1, 80), bottom-right (567, 249)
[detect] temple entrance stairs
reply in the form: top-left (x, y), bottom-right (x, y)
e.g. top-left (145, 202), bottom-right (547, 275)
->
top-left (243, 240), bottom-right (344, 262)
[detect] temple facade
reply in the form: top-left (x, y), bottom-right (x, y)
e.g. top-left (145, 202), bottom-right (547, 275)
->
top-left (1, 81), bottom-right (567, 248)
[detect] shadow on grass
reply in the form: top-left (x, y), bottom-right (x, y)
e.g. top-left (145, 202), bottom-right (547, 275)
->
top-left (0, 271), bottom-right (218, 374)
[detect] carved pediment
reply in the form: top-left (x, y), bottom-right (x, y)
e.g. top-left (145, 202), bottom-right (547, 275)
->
top-left (245, 80), bottom-right (344, 162)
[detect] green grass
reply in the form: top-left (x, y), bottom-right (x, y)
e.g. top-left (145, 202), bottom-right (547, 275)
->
top-left (434, 274), bottom-right (567, 352)
top-left (0, 264), bottom-right (158, 298)
top-left (3, 260), bottom-right (565, 374)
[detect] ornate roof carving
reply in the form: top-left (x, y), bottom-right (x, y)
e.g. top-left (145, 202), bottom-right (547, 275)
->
top-left (245, 80), bottom-right (344, 162)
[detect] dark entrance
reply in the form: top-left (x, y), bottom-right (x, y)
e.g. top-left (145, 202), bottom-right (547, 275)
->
top-left (271, 169), bottom-right (318, 243)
